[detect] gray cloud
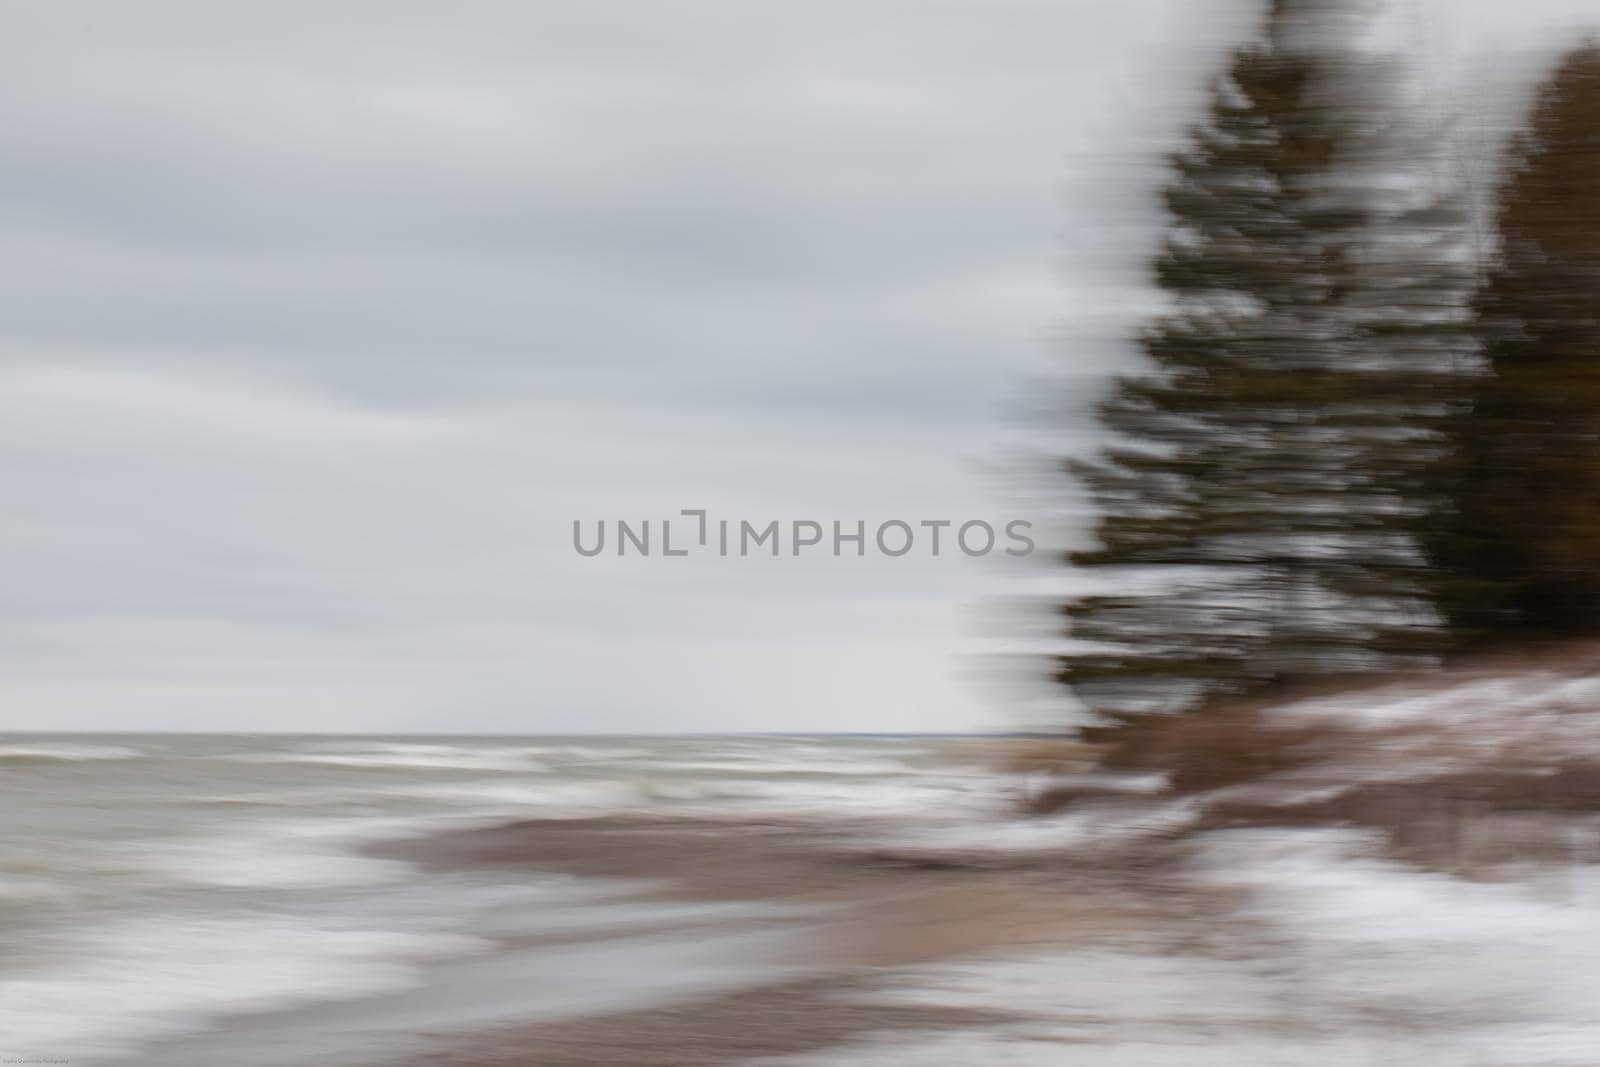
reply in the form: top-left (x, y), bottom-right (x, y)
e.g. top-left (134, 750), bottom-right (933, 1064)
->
top-left (1, 0), bottom-right (1591, 732)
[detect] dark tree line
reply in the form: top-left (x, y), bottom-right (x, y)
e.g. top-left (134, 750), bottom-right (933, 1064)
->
top-left (1060, 0), bottom-right (1600, 722)
top-left (1431, 44), bottom-right (1600, 641)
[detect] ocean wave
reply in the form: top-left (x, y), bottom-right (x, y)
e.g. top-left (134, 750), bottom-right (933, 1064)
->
top-left (135, 813), bottom-right (449, 890)
top-left (194, 778), bottom-right (644, 816)
top-left (196, 768), bottom-right (977, 826)
top-left (220, 745), bottom-right (549, 773)
top-left (0, 914), bottom-right (488, 1062)
top-left (0, 744), bottom-right (145, 763)
top-left (525, 745), bottom-right (658, 761)
top-left (615, 758), bottom-right (917, 777)
top-left (388, 779), bottom-right (645, 813)
top-left (636, 773), bottom-right (1003, 823)
top-left (0, 876), bottom-right (84, 906)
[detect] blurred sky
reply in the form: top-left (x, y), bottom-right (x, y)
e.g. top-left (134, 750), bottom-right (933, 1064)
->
top-left (2, 0), bottom-right (1596, 733)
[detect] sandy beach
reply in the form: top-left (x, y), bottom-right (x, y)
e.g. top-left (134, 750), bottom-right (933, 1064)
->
top-left (13, 733), bottom-right (1107, 1067)
top-left (22, 716), bottom-right (1600, 1067)
top-left (360, 812), bottom-right (1169, 1067)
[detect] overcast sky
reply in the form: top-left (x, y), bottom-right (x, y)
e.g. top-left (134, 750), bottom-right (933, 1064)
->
top-left (2, 0), bottom-right (1596, 734)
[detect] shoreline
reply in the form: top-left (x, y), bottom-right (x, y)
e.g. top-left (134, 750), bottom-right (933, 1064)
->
top-left (345, 812), bottom-right (1161, 1067)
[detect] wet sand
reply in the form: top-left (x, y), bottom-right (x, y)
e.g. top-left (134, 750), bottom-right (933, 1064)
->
top-left (364, 813), bottom-right (1162, 1066)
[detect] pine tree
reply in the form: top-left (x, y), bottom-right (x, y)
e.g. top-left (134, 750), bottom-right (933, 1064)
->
top-left (1059, 0), bottom-right (1473, 721)
top-left (1432, 45), bottom-right (1600, 640)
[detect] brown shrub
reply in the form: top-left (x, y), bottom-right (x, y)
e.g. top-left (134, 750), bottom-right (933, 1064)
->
top-left (989, 738), bottom-right (1105, 776)
top-left (1093, 710), bottom-right (1333, 794)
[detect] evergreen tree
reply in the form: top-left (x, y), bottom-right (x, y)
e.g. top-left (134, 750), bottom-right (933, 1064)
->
top-left (1059, 0), bottom-right (1473, 721)
top-left (1431, 45), bottom-right (1600, 640)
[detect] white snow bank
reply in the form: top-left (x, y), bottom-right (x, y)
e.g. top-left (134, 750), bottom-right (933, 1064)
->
top-left (1274, 671), bottom-right (1600, 741)
top-left (766, 828), bottom-right (1600, 1066)
top-left (1194, 827), bottom-right (1600, 1065)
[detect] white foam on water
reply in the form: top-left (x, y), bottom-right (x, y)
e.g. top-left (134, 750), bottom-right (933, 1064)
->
top-left (0, 733), bottom-right (998, 1063)
top-left (620, 757), bottom-right (918, 777)
top-left (133, 813), bottom-right (458, 890)
top-left (299, 742), bottom-right (659, 761)
top-left (0, 743), bottom-right (146, 763)
top-left (519, 744), bottom-right (658, 761)
top-left (192, 777), bottom-right (642, 816)
top-left (0, 876), bottom-right (82, 905)
top-left (148, 836), bottom-right (408, 890)
top-left (221, 744), bottom-right (549, 773)
top-left (0, 914), bottom-right (490, 1062)
top-left (365, 778), bottom-right (650, 820)
top-left (634, 773), bottom-right (1005, 824)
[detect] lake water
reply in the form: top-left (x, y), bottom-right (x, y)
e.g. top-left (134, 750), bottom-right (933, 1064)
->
top-left (0, 733), bottom-right (1002, 1064)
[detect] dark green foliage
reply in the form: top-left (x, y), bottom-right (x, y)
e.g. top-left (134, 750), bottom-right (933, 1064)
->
top-left (1060, 0), bottom-right (1474, 720)
top-left (1431, 46), bottom-right (1600, 640)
